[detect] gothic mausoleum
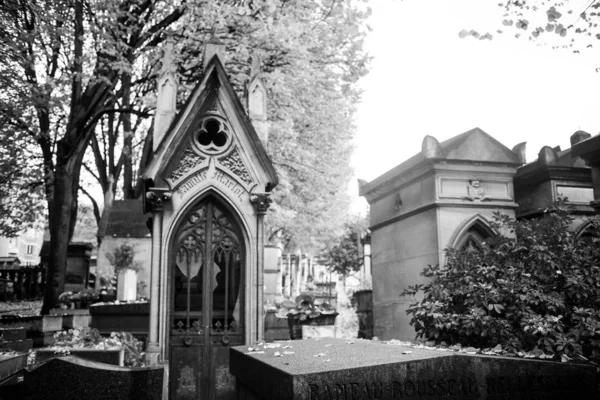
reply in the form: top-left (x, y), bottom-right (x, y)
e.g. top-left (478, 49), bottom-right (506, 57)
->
top-left (141, 36), bottom-right (277, 399)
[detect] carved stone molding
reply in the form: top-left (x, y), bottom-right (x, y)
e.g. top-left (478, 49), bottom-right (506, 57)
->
top-left (394, 192), bottom-right (403, 212)
top-left (168, 147), bottom-right (206, 183)
top-left (219, 147), bottom-right (253, 185)
top-left (250, 193), bottom-right (271, 214)
top-left (146, 188), bottom-right (172, 212)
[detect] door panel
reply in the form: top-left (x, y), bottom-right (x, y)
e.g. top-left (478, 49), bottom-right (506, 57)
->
top-left (170, 199), bottom-right (244, 400)
top-left (209, 344), bottom-right (237, 400)
top-left (170, 343), bottom-right (203, 400)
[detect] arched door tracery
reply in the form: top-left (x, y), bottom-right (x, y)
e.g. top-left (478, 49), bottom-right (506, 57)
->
top-left (169, 197), bottom-right (244, 400)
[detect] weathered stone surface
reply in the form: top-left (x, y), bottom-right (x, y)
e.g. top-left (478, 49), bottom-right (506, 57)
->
top-left (62, 314), bottom-right (91, 330)
top-left (230, 338), bottom-right (597, 400)
top-left (0, 327), bottom-right (26, 341)
top-left (4, 339), bottom-right (33, 353)
top-left (36, 348), bottom-right (124, 366)
top-left (0, 353), bottom-right (27, 382)
top-left (0, 315), bottom-right (63, 333)
top-left (25, 356), bottom-right (164, 400)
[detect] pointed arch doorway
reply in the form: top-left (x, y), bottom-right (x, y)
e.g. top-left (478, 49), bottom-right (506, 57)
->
top-left (169, 197), bottom-right (245, 400)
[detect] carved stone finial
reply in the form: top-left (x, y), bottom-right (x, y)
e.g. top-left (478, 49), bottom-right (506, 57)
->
top-left (161, 33), bottom-right (176, 74)
top-left (538, 146), bottom-right (558, 166)
top-left (145, 188), bottom-right (172, 212)
top-left (571, 130), bottom-right (591, 146)
top-left (250, 55), bottom-right (261, 80)
top-left (512, 142), bottom-right (527, 164)
top-left (250, 193), bottom-right (272, 214)
top-left (421, 135), bottom-right (442, 159)
top-left (204, 28), bottom-right (226, 70)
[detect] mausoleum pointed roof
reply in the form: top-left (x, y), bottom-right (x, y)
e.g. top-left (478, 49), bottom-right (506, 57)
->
top-left (142, 54), bottom-right (278, 191)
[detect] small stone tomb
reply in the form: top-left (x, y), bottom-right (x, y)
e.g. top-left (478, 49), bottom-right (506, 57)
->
top-left (25, 356), bottom-right (165, 400)
top-left (35, 348), bottom-right (124, 366)
top-left (230, 338), bottom-right (597, 400)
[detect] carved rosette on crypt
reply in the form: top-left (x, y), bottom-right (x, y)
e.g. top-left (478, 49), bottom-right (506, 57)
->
top-left (140, 35), bottom-right (278, 400)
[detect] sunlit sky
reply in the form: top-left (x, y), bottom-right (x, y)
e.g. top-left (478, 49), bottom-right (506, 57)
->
top-left (351, 0), bottom-right (600, 213)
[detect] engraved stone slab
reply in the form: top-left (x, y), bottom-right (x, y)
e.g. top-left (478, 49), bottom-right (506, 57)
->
top-left (230, 338), bottom-right (597, 400)
top-left (25, 356), bottom-right (165, 400)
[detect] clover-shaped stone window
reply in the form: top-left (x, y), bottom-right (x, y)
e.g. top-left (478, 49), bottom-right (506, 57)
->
top-left (195, 117), bottom-right (231, 155)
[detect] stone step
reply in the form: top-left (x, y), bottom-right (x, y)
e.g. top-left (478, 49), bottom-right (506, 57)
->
top-left (2, 339), bottom-right (33, 353)
top-left (0, 327), bottom-right (26, 341)
top-left (28, 332), bottom-right (55, 348)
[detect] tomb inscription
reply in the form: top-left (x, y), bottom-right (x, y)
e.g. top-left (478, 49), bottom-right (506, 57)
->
top-left (176, 169), bottom-right (246, 202)
top-left (306, 373), bottom-right (579, 400)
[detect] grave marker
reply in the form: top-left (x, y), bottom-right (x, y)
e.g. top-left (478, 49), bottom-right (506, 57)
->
top-left (230, 338), bottom-right (597, 400)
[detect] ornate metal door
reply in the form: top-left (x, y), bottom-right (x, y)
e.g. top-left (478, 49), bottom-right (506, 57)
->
top-left (170, 199), bottom-right (243, 400)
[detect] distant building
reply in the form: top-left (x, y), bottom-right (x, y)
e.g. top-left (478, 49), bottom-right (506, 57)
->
top-left (96, 199), bottom-right (151, 298)
top-left (0, 228), bottom-right (44, 266)
top-left (360, 128), bottom-right (596, 341)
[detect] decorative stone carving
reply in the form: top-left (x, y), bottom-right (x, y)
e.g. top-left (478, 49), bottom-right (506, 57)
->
top-left (206, 95), bottom-right (219, 112)
top-left (394, 192), bottom-right (403, 212)
top-left (464, 180), bottom-right (490, 202)
top-left (219, 147), bottom-right (253, 185)
top-left (145, 188), bottom-right (172, 212)
top-left (176, 365), bottom-right (197, 396)
top-left (250, 193), bottom-right (272, 214)
top-left (168, 147), bottom-right (206, 182)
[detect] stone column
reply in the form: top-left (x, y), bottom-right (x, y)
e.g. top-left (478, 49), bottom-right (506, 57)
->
top-left (251, 193), bottom-right (271, 343)
top-left (144, 189), bottom-right (171, 365)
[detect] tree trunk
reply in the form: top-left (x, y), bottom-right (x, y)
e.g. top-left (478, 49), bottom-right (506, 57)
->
top-left (40, 147), bottom-right (82, 314)
top-left (97, 175), bottom-right (116, 248)
top-left (122, 72), bottom-right (134, 199)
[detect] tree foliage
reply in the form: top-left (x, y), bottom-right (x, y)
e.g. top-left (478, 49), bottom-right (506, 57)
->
top-left (0, 0), bottom-right (185, 312)
top-left (402, 200), bottom-right (600, 364)
top-left (459, 1), bottom-right (600, 52)
top-left (0, 0), bottom-right (370, 311)
top-left (322, 217), bottom-right (367, 277)
top-left (172, 1), bottom-right (372, 252)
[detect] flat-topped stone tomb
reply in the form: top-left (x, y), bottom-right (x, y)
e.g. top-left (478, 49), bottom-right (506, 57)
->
top-left (230, 338), bottom-right (597, 400)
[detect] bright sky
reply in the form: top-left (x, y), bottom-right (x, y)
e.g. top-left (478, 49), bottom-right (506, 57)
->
top-left (351, 0), bottom-right (600, 213)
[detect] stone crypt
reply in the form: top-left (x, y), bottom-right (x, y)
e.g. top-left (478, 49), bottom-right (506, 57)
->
top-left (140, 36), bottom-right (278, 399)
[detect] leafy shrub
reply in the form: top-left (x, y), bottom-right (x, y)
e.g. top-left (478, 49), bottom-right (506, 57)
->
top-left (402, 199), bottom-right (600, 364)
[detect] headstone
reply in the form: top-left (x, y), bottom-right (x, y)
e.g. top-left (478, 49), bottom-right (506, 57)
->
top-left (62, 314), bottom-right (91, 330)
top-left (117, 269), bottom-right (137, 301)
top-left (0, 327), bottom-right (26, 341)
top-left (89, 302), bottom-right (149, 336)
top-left (25, 356), bottom-right (165, 400)
top-left (230, 338), bottom-right (597, 400)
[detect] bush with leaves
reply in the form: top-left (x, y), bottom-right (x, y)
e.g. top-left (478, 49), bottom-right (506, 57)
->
top-left (402, 199), bottom-right (600, 364)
